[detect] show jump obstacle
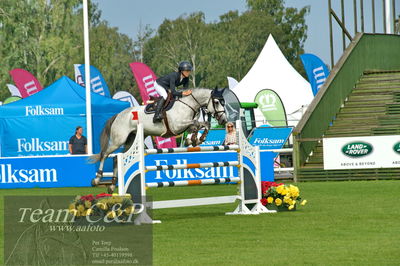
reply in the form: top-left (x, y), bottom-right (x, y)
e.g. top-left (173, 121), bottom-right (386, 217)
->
top-left (117, 120), bottom-right (276, 224)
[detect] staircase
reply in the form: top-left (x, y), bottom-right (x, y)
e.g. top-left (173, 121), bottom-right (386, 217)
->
top-left (297, 70), bottom-right (400, 181)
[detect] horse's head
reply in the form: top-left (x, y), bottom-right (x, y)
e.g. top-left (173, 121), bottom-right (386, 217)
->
top-left (208, 88), bottom-right (227, 125)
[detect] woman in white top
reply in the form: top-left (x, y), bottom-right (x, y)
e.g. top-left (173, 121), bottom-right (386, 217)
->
top-left (224, 122), bottom-right (237, 145)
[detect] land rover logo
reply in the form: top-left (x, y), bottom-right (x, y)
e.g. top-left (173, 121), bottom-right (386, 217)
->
top-left (342, 142), bottom-right (373, 157)
top-left (393, 142), bottom-right (400, 154)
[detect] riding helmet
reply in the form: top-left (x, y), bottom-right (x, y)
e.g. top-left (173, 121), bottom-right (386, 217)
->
top-left (178, 61), bottom-right (193, 72)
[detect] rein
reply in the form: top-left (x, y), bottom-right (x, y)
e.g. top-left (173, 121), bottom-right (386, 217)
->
top-left (176, 91), bottom-right (225, 122)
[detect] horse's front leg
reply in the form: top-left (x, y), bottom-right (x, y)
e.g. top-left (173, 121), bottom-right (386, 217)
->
top-left (199, 128), bottom-right (209, 143)
top-left (186, 120), bottom-right (202, 147)
top-left (198, 122), bottom-right (211, 144)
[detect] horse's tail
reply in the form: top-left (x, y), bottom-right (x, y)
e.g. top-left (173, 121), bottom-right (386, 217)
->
top-left (88, 114), bottom-right (118, 163)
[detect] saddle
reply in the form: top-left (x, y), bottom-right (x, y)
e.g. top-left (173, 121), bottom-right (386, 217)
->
top-left (144, 93), bottom-right (175, 114)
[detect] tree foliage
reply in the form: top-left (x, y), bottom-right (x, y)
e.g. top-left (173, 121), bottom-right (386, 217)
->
top-left (0, 0), bottom-right (137, 100)
top-left (144, 0), bottom-right (309, 88)
top-left (0, 0), bottom-right (309, 101)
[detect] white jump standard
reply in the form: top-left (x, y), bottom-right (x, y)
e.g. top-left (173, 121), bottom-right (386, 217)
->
top-left (117, 120), bottom-right (276, 224)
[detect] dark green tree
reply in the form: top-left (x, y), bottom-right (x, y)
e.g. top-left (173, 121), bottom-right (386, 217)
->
top-left (0, 0), bottom-right (137, 101)
top-left (144, 12), bottom-right (207, 87)
top-left (143, 0), bottom-right (309, 88)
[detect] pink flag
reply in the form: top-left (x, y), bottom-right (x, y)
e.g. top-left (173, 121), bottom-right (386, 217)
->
top-left (9, 69), bottom-right (43, 98)
top-left (155, 136), bottom-right (176, 148)
top-left (129, 62), bottom-right (177, 149)
top-left (129, 62), bottom-right (159, 104)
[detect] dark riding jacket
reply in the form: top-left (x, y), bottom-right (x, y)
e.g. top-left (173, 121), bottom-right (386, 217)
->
top-left (156, 72), bottom-right (189, 97)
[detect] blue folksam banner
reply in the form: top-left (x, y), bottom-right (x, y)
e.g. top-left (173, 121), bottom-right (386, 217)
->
top-left (0, 155), bottom-right (96, 189)
top-left (144, 152), bottom-right (240, 183)
top-left (0, 150), bottom-right (275, 189)
top-left (128, 151), bottom-right (274, 183)
top-left (78, 65), bottom-right (111, 97)
top-left (300, 54), bottom-right (330, 96)
top-left (249, 127), bottom-right (293, 150)
top-left (0, 76), bottom-right (129, 157)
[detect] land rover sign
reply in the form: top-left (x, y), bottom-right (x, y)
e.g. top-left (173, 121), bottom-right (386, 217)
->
top-left (342, 142), bottom-right (373, 157)
top-left (323, 135), bottom-right (400, 170)
top-left (393, 142), bottom-right (400, 154)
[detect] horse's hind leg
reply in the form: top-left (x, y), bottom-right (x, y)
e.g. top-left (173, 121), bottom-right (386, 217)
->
top-left (123, 132), bottom-right (137, 152)
top-left (106, 132), bottom-right (137, 193)
top-left (107, 156), bottom-right (118, 194)
top-left (92, 155), bottom-right (107, 186)
top-left (91, 143), bottom-right (122, 186)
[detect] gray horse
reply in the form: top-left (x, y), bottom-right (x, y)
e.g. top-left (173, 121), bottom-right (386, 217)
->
top-left (90, 88), bottom-right (227, 191)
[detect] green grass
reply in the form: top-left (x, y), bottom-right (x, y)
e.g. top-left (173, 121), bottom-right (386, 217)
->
top-left (1, 181), bottom-right (400, 265)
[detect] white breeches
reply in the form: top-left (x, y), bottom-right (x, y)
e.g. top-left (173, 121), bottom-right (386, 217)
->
top-left (154, 81), bottom-right (168, 100)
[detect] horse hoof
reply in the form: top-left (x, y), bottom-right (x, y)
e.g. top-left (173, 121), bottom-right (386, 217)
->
top-left (107, 185), bottom-right (116, 194)
top-left (91, 178), bottom-right (100, 187)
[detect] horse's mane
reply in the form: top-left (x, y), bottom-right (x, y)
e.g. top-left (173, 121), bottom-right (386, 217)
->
top-left (189, 87), bottom-right (225, 99)
top-left (191, 87), bottom-right (212, 91)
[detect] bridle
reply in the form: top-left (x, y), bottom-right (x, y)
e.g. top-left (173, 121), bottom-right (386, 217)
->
top-left (207, 96), bottom-right (225, 122)
top-left (177, 92), bottom-right (225, 122)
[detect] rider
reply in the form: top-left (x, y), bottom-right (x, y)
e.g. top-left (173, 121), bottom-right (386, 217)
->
top-left (152, 61), bottom-right (193, 123)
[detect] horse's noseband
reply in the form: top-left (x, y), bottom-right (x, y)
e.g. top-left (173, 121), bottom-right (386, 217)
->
top-left (208, 97), bottom-right (225, 122)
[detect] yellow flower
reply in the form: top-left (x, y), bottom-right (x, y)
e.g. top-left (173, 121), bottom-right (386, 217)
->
top-left (106, 211), bottom-right (117, 219)
top-left (281, 188), bottom-right (288, 195)
top-left (110, 196), bottom-right (123, 204)
top-left (275, 198), bottom-right (282, 206)
top-left (125, 205), bottom-right (134, 214)
top-left (84, 201), bottom-right (92, 208)
top-left (77, 204), bottom-right (85, 212)
top-left (288, 205), bottom-right (295, 210)
top-left (68, 203), bottom-right (76, 210)
top-left (276, 185), bottom-right (284, 194)
top-left (301, 200), bottom-right (307, 206)
top-left (283, 196), bottom-right (291, 204)
top-left (289, 185), bottom-right (300, 198)
top-left (69, 208), bottom-right (78, 216)
top-left (97, 202), bottom-right (108, 210)
top-left (267, 197), bottom-right (274, 204)
top-left (117, 209), bottom-right (123, 217)
top-left (84, 208), bottom-right (93, 216)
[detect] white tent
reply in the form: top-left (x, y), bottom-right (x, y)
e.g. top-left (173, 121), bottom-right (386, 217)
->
top-left (232, 34), bottom-right (313, 125)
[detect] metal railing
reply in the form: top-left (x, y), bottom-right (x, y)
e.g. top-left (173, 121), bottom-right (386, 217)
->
top-left (328, 0), bottom-right (398, 67)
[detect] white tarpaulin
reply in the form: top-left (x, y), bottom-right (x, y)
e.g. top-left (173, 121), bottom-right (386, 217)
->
top-left (227, 76), bottom-right (239, 90)
top-left (232, 34), bottom-right (313, 125)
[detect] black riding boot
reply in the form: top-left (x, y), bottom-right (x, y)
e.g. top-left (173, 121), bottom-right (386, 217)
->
top-left (153, 98), bottom-right (165, 123)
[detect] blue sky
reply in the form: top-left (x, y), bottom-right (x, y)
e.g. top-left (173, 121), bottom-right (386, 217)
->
top-left (92, 0), bottom-right (395, 68)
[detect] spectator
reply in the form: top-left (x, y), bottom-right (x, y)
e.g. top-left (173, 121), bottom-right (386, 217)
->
top-left (224, 122), bottom-right (237, 145)
top-left (69, 126), bottom-right (87, 154)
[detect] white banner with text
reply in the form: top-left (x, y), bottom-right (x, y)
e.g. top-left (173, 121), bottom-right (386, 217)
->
top-left (323, 135), bottom-right (400, 170)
